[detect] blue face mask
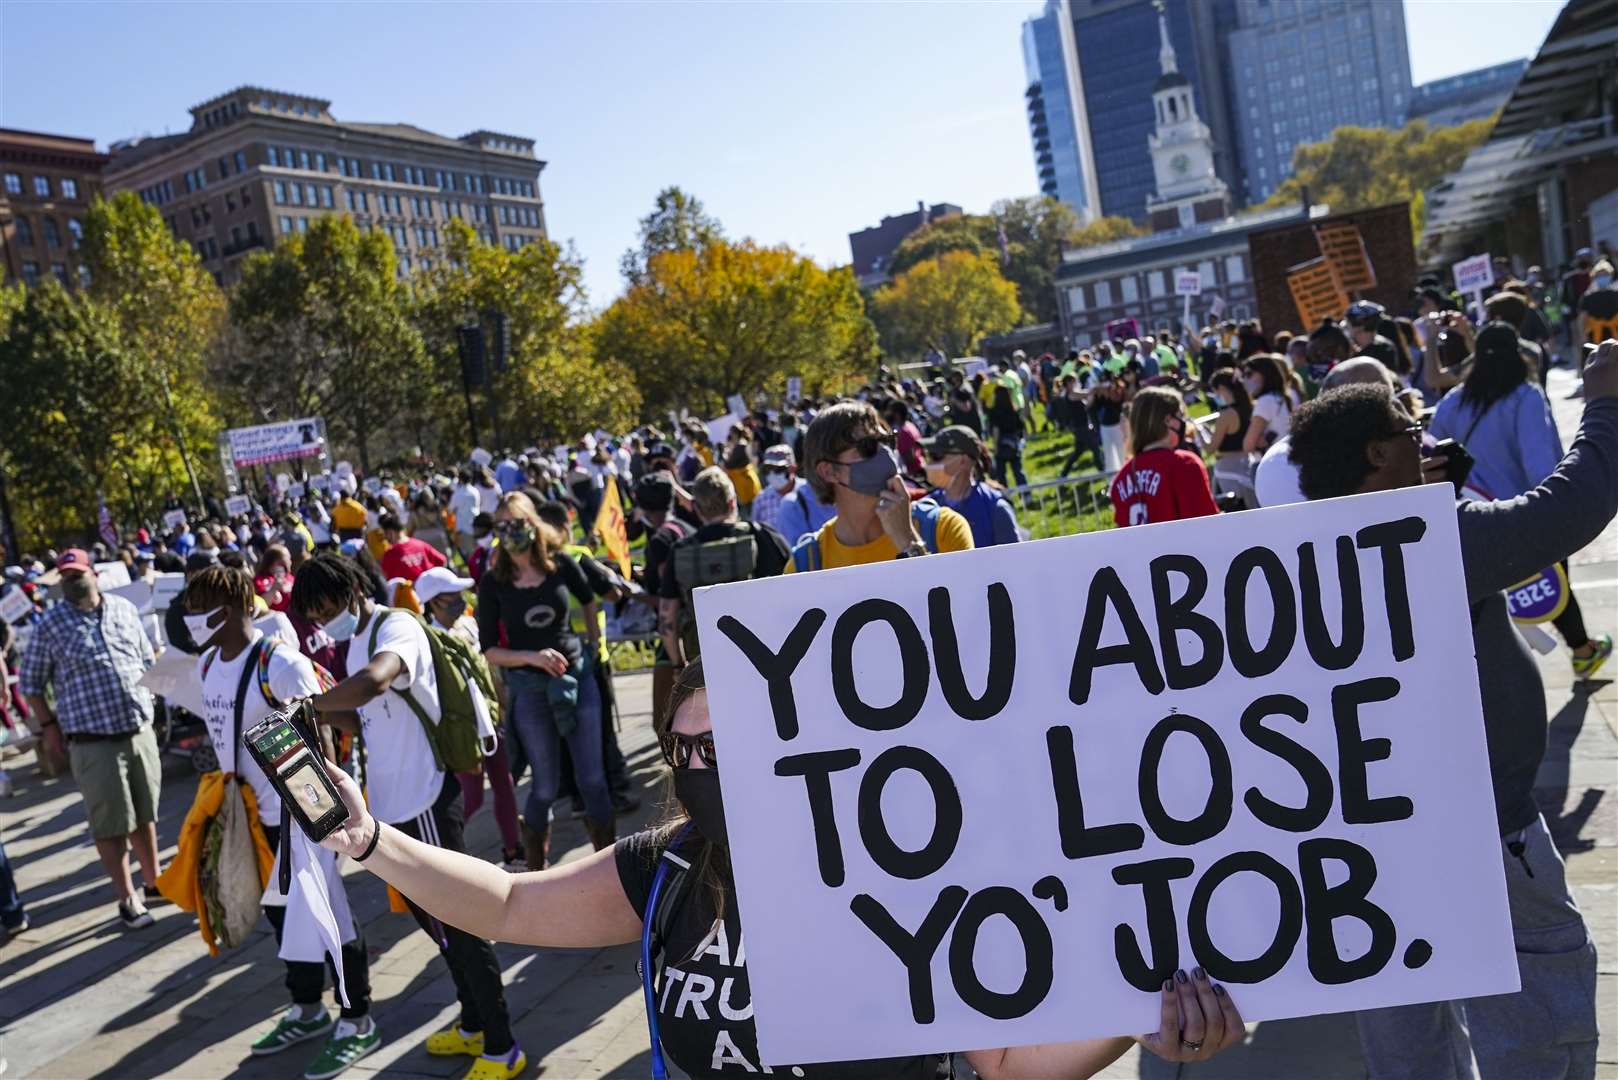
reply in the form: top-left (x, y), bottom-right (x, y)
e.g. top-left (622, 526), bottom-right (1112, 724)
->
top-left (1596, 274), bottom-right (1614, 289)
top-left (323, 606), bottom-right (360, 642)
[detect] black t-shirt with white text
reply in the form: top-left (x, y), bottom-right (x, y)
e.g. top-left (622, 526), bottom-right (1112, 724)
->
top-left (615, 828), bottom-right (939, 1079)
top-left (475, 551), bottom-right (594, 666)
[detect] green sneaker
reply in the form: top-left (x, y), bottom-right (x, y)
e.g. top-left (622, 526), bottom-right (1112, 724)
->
top-left (303, 1018), bottom-right (381, 1080)
top-left (251, 1006), bottom-right (334, 1056)
top-left (1572, 632), bottom-right (1612, 682)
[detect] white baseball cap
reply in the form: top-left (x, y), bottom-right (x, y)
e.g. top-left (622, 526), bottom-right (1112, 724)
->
top-left (414, 566), bottom-right (474, 605)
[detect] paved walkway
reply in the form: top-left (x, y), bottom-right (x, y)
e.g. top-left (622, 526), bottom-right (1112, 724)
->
top-left (0, 369), bottom-right (1613, 1079)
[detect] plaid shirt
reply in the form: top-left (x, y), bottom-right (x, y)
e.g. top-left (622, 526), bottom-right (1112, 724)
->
top-left (750, 482), bottom-right (788, 533)
top-left (18, 593), bottom-right (154, 735)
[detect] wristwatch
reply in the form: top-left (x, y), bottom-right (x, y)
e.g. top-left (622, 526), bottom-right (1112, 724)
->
top-left (896, 541), bottom-right (928, 559)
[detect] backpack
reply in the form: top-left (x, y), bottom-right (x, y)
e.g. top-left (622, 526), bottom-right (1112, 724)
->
top-left (671, 524), bottom-right (759, 659)
top-left (790, 498), bottom-right (944, 573)
top-left (367, 608), bottom-right (499, 773)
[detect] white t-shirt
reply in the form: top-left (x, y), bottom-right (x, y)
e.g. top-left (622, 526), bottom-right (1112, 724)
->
top-left (198, 631), bottom-right (324, 824)
top-left (346, 609), bottom-right (444, 824)
top-left (1254, 435), bottom-right (1306, 507)
top-left (476, 482), bottom-right (502, 514)
top-left (1252, 392), bottom-right (1292, 441)
top-left (450, 484), bottom-right (481, 535)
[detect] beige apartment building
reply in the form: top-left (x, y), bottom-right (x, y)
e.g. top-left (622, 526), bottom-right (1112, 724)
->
top-left (105, 87), bottom-right (546, 285)
top-left (0, 128), bottom-right (108, 288)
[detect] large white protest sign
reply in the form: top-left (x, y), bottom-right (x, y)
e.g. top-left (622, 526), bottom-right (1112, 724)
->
top-left (0, 586), bottom-right (32, 624)
top-left (694, 485), bottom-right (1515, 1065)
top-left (225, 418), bottom-right (326, 468)
top-left (1451, 254), bottom-right (1494, 294)
top-left (225, 494), bottom-right (252, 516)
top-left (706, 413), bottom-right (742, 445)
top-left (162, 508), bottom-right (188, 530)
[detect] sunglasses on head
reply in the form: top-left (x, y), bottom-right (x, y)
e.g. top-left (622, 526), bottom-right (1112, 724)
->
top-left (660, 730), bottom-right (717, 770)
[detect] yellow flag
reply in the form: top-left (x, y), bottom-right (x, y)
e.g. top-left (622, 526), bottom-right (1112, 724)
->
top-left (594, 475), bottom-right (632, 577)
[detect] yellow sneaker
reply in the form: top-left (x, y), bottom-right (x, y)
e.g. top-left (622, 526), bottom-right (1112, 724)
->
top-left (424, 1025), bottom-right (484, 1057)
top-left (463, 1048), bottom-right (527, 1079)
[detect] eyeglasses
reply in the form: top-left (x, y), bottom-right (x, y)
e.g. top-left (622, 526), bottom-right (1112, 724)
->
top-left (659, 730), bottom-right (717, 770)
top-left (492, 520), bottom-right (528, 538)
top-left (1385, 423), bottom-right (1423, 443)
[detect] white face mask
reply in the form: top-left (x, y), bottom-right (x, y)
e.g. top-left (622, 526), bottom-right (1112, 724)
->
top-left (184, 606), bottom-right (225, 647)
top-left (766, 471), bottom-right (792, 492)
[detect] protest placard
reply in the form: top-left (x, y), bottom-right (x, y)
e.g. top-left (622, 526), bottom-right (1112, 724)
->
top-left (469, 447), bottom-right (493, 468)
top-left (287, 483), bottom-right (306, 501)
top-left (162, 508), bottom-right (188, 530)
top-left (786, 376), bottom-right (802, 403)
top-left (0, 586), bottom-right (32, 624)
top-left (225, 494), bottom-right (252, 516)
top-left (362, 477), bottom-right (383, 495)
top-left (334, 460), bottom-right (355, 478)
top-left (1451, 254), bottom-right (1493, 294)
top-left (138, 646), bottom-right (206, 719)
top-left (693, 484), bottom-right (1515, 1065)
top-left (1314, 223), bottom-right (1377, 293)
top-left (224, 418), bottom-right (325, 468)
top-left (1174, 270), bottom-right (1202, 296)
top-left (706, 413), bottom-right (742, 445)
top-left (1287, 256), bottom-right (1351, 330)
top-left (310, 475), bottom-right (330, 492)
top-left (94, 561), bottom-right (130, 590)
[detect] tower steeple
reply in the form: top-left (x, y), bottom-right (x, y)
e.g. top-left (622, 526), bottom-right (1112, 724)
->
top-left (1155, 0), bottom-right (1178, 77)
top-left (1145, 0), bottom-right (1230, 232)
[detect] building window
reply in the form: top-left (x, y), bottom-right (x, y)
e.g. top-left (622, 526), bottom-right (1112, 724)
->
top-left (315, 152), bottom-right (327, 172)
top-left (267, 146), bottom-right (279, 167)
top-left (33, 176), bottom-right (50, 197)
top-left (42, 218), bottom-right (60, 248)
top-left (1093, 280), bottom-right (1112, 307)
top-left (305, 183), bottom-right (317, 205)
top-left (78, 264), bottom-right (91, 286)
top-left (68, 218), bottom-right (82, 247)
top-left (382, 163), bottom-right (394, 182)
top-left (52, 263), bottom-right (68, 285)
top-left (14, 216), bottom-right (33, 246)
top-left (235, 150), bottom-right (247, 174)
top-left (3, 173), bottom-right (20, 194)
top-left (298, 150), bottom-right (310, 170)
top-left (1225, 254), bottom-right (1246, 283)
top-left (20, 261), bottom-right (39, 285)
top-left (274, 181), bottom-right (287, 204)
top-left (218, 155), bottom-right (230, 179)
top-left (321, 186), bottom-right (334, 208)
top-left (1067, 285), bottom-right (1086, 313)
top-left (290, 184), bottom-right (303, 206)
top-left (62, 177), bottom-right (79, 199)
top-left (1119, 276), bottom-right (1139, 303)
top-left (247, 220), bottom-right (260, 241)
top-left (1198, 260), bottom-right (1216, 284)
top-left (241, 185), bottom-right (253, 206)
top-left (231, 225), bottom-right (242, 247)
top-left (296, 218), bottom-right (309, 234)
top-left (1147, 271), bottom-right (1166, 298)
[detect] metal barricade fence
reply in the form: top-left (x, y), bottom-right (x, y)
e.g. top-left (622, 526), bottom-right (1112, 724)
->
top-left (1003, 470), bottom-right (1118, 540)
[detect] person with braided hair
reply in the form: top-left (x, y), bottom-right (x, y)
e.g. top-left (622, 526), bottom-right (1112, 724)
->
top-left (291, 554), bottom-right (526, 1080)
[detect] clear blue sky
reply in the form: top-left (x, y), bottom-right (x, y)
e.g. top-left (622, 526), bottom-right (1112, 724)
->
top-left (0, 0), bottom-right (1564, 306)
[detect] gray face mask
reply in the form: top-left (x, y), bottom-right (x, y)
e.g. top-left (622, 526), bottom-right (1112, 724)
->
top-left (62, 574), bottom-right (95, 604)
top-left (842, 446), bottom-right (899, 496)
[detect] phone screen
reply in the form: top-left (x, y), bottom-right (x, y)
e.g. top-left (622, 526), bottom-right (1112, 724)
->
top-left (245, 709), bottom-right (347, 841)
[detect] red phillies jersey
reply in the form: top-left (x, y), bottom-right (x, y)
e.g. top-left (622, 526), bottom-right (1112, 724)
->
top-left (1109, 447), bottom-right (1219, 527)
top-left (379, 537), bottom-right (446, 583)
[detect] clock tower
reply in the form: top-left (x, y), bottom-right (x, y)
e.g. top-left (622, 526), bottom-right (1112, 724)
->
top-left (1145, 0), bottom-right (1230, 233)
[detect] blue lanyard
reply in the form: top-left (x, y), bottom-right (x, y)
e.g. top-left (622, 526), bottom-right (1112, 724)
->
top-left (641, 824), bottom-right (693, 1080)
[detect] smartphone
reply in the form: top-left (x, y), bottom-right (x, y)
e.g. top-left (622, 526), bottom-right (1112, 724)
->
top-left (242, 704), bottom-right (349, 842)
top-left (1424, 437), bottom-right (1475, 495)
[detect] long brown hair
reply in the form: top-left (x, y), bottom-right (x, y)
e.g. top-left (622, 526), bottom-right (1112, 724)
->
top-left (653, 658), bottom-right (731, 946)
top-left (490, 491), bottom-right (563, 582)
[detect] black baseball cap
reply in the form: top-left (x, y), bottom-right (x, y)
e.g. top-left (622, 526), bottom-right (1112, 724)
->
top-left (919, 425), bottom-right (983, 457)
top-left (635, 472), bottom-right (675, 513)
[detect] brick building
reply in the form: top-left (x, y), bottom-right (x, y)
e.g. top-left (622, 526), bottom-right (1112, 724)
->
top-left (105, 87), bottom-right (547, 285)
top-left (0, 128), bottom-right (108, 288)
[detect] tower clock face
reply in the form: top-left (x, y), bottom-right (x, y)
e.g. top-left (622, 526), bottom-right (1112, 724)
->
top-left (1171, 153), bottom-right (1191, 175)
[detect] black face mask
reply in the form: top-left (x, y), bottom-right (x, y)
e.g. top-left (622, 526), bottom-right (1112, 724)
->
top-left (62, 574), bottom-right (95, 603)
top-left (674, 767), bottom-right (727, 847)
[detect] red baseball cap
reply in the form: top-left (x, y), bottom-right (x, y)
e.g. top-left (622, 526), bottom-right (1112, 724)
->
top-left (57, 548), bottom-right (93, 575)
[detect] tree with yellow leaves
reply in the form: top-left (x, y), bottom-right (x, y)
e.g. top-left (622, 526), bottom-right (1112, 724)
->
top-left (594, 236), bottom-right (874, 417)
top-left (870, 250), bottom-right (1024, 359)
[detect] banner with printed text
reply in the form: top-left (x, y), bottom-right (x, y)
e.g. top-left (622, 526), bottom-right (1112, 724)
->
top-left (693, 485), bottom-right (1516, 1065)
top-left (225, 418), bottom-right (327, 468)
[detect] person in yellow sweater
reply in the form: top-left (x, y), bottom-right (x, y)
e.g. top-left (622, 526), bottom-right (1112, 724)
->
top-left (722, 439), bottom-right (761, 518)
top-left (788, 400), bottom-right (973, 571)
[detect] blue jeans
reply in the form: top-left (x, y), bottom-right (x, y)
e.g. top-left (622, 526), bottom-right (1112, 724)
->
top-left (0, 829), bottom-right (24, 929)
top-left (506, 658), bottom-right (612, 826)
top-left (1355, 814), bottom-right (1598, 1079)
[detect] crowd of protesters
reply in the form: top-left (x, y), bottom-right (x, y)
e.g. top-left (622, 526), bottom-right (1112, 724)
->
top-left (0, 239), bottom-right (1613, 1079)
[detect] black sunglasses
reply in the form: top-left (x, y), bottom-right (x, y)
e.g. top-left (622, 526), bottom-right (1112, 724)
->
top-left (660, 730), bottom-right (717, 770)
top-left (493, 520), bottom-right (529, 536)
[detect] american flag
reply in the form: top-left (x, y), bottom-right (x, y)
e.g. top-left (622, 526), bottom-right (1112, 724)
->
top-left (98, 494), bottom-right (118, 547)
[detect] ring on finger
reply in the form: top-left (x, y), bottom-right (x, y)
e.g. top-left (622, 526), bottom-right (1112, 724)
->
top-left (1181, 1039), bottom-right (1203, 1053)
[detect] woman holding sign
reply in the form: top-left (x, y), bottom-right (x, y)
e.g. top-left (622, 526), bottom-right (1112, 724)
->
top-left (310, 660), bottom-right (1245, 1078)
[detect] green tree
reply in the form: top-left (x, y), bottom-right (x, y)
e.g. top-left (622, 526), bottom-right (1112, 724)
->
top-left (870, 250), bottom-right (1024, 358)
top-left (0, 282), bottom-right (176, 546)
top-left (596, 238), bottom-right (873, 417)
top-left (413, 219), bottom-right (640, 449)
top-left (81, 192), bottom-right (226, 514)
top-left (619, 186), bottom-right (725, 286)
top-left (884, 198), bottom-right (1119, 324)
top-left (227, 215), bottom-right (426, 471)
top-left (1263, 116), bottom-right (1495, 235)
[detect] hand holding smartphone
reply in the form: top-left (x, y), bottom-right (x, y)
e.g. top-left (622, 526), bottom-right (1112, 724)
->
top-left (242, 703), bottom-right (351, 842)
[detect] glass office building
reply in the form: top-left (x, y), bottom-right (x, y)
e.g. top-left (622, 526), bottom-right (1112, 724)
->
top-left (1022, 0), bottom-right (1097, 219)
top-left (1069, 0), bottom-right (1233, 222)
top-left (1226, 0), bottom-right (1412, 202)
